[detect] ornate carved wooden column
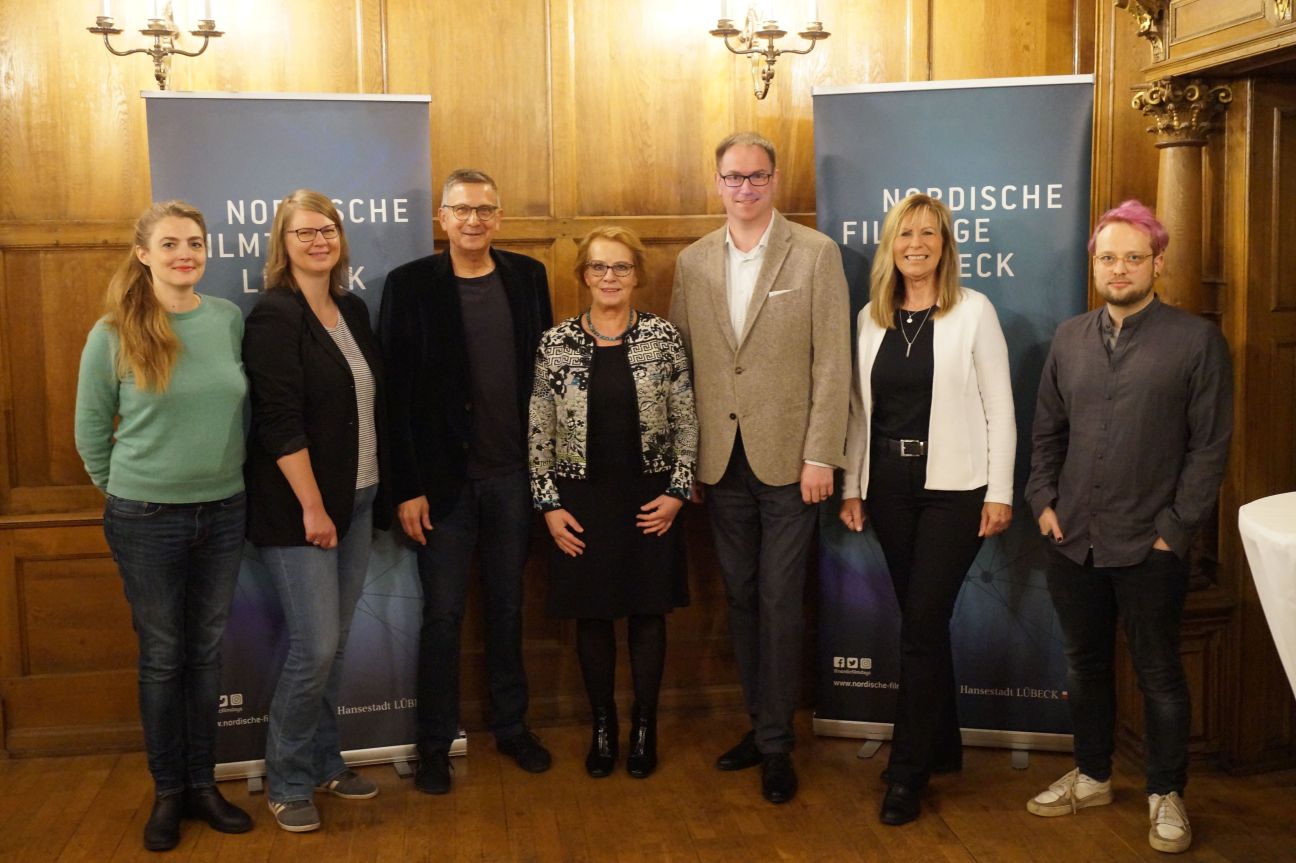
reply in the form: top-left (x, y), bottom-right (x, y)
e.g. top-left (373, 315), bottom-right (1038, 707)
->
top-left (1130, 79), bottom-right (1230, 313)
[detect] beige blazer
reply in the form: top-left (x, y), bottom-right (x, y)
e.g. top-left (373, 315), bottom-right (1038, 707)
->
top-left (669, 211), bottom-right (851, 486)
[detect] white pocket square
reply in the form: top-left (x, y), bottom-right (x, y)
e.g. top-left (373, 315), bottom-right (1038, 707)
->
top-left (768, 289), bottom-right (795, 297)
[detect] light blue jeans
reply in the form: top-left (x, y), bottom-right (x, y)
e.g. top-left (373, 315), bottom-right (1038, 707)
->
top-left (260, 485), bottom-right (376, 803)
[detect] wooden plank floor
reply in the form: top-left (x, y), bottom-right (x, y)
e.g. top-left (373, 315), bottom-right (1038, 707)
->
top-left (2, 710), bottom-right (1294, 862)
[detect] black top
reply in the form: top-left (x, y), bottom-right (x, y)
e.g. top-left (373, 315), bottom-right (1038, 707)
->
top-left (243, 289), bottom-right (391, 546)
top-left (587, 343), bottom-right (640, 475)
top-left (379, 248), bottom-right (552, 520)
top-left (870, 307), bottom-right (935, 441)
top-left (1026, 297), bottom-right (1234, 566)
top-left (456, 270), bottom-right (524, 479)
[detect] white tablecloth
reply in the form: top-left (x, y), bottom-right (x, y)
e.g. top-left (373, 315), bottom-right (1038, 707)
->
top-left (1239, 492), bottom-right (1296, 699)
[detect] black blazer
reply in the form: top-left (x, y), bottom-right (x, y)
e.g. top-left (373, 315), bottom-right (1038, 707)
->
top-left (244, 288), bottom-right (391, 547)
top-left (379, 247), bottom-right (552, 520)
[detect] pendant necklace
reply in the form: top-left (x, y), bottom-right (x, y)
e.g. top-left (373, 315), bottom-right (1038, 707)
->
top-left (898, 306), bottom-right (933, 358)
top-left (586, 307), bottom-right (636, 342)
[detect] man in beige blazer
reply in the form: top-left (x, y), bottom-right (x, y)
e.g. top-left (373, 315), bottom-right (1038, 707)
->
top-left (669, 131), bottom-right (850, 804)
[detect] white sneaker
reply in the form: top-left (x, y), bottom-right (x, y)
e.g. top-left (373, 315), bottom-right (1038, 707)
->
top-left (1148, 792), bottom-right (1192, 853)
top-left (1027, 767), bottom-right (1114, 817)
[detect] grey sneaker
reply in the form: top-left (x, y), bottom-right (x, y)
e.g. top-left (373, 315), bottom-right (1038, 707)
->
top-left (1027, 767), bottom-right (1113, 816)
top-left (1148, 792), bottom-right (1192, 853)
top-left (316, 768), bottom-right (379, 799)
top-left (268, 798), bottom-right (321, 833)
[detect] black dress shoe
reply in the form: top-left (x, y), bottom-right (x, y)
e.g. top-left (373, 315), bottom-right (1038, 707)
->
top-left (625, 702), bottom-right (657, 779)
top-left (498, 730), bottom-right (553, 774)
top-left (585, 705), bottom-right (618, 778)
top-left (761, 753), bottom-right (798, 804)
top-left (143, 794), bottom-right (183, 851)
top-left (716, 731), bottom-right (762, 771)
top-left (880, 783), bottom-right (922, 825)
top-left (415, 749), bottom-right (452, 794)
top-left (183, 785), bottom-right (252, 834)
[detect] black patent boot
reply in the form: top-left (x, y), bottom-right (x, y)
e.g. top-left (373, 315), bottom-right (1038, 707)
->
top-left (626, 702), bottom-right (658, 779)
top-left (585, 704), bottom-right (618, 778)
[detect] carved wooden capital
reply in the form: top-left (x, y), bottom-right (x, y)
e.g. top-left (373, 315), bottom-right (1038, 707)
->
top-left (1275, 0), bottom-right (1293, 23)
top-left (1115, 0), bottom-right (1168, 63)
top-left (1132, 79), bottom-right (1232, 146)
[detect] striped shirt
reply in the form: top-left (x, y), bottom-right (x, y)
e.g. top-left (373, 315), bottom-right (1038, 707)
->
top-left (324, 314), bottom-right (379, 490)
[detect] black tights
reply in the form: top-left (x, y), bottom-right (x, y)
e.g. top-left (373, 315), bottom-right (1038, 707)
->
top-left (576, 614), bottom-right (666, 711)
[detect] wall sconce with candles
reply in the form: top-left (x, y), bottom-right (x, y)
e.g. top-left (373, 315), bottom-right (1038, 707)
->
top-left (710, 2), bottom-right (830, 99)
top-left (88, 1), bottom-right (224, 91)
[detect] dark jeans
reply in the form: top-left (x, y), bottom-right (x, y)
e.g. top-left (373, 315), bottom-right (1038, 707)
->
top-left (102, 491), bottom-right (246, 796)
top-left (415, 469), bottom-right (531, 751)
top-left (1046, 546), bottom-right (1190, 796)
top-left (867, 449), bottom-right (985, 789)
top-left (707, 437), bottom-right (817, 755)
top-left (260, 484), bottom-right (376, 803)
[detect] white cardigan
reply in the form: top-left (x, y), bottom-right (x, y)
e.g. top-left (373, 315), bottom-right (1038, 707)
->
top-left (842, 287), bottom-right (1016, 505)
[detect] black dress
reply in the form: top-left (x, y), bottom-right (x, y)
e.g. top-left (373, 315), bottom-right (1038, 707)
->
top-left (548, 342), bottom-right (689, 619)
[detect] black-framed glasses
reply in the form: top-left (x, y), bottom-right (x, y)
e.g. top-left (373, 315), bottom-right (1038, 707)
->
top-left (442, 204), bottom-right (500, 221)
top-left (585, 261), bottom-right (635, 278)
top-left (719, 171), bottom-right (773, 188)
top-left (1093, 253), bottom-right (1152, 268)
top-left (289, 225), bottom-right (339, 243)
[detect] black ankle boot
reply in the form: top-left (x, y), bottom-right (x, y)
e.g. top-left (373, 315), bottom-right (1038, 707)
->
top-left (585, 704), bottom-right (618, 778)
top-left (626, 702), bottom-right (658, 779)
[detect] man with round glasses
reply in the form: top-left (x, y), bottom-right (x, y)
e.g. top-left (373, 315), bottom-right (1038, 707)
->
top-left (379, 168), bottom-right (554, 794)
top-left (1025, 199), bottom-right (1233, 854)
top-left (669, 132), bottom-right (850, 804)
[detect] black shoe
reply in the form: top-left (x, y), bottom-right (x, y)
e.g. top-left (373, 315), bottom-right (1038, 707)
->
top-left (182, 785), bottom-right (252, 834)
top-left (498, 730), bottom-right (552, 774)
top-left (716, 730), bottom-right (762, 771)
top-left (761, 753), bottom-right (797, 804)
top-left (626, 702), bottom-right (657, 779)
top-left (880, 783), bottom-right (922, 825)
top-left (143, 794), bottom-right (183, 852)
top-left (415, 749), bottom-right (452, 794)
top-left (585, 705), bottom-right (618, 778)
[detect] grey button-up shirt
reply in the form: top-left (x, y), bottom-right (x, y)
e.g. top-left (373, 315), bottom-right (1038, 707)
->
top-left (1026, 297), bottom-right (1233, 567)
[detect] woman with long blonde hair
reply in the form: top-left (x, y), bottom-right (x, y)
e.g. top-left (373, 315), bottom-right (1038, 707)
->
top-left (75, 200), bottom-right (252, 851)
top-left (243, 189), bottom-right (389, 833)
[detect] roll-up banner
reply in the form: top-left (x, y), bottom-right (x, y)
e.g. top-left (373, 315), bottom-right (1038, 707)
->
top-left (812, 76), bottom-right (1094, 749)
top-left (143, 92), bottom-right (438, 777)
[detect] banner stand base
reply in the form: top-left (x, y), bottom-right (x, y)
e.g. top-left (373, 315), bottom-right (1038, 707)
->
top-left (856, 739), bottom-right (883, 760)
top-left (814, 716), bottom-right (1073, 754)
top-left (218, 735), bottom-right (469, 785)
top-left (1012, 749), bottom-right (1031, 770)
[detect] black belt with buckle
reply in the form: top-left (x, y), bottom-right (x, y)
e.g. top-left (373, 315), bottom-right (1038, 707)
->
top-left (882, 437), bottom-right (927, 457)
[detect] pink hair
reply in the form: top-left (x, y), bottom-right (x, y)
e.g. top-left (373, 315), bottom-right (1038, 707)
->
top-left (1088, 199), bottom-right (1169, 256)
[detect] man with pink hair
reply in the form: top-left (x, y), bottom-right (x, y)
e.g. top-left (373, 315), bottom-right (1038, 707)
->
top-left (1024, 200), bottom-right (1232, 854)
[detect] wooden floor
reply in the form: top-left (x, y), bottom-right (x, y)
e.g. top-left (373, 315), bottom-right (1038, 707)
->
top-left (2, 710), bottom-right (1295, 862)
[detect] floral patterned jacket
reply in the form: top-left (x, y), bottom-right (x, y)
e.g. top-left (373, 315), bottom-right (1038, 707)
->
top-left (528, 311), bottom-right (697, 511)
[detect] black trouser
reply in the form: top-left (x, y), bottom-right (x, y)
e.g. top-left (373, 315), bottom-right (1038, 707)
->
top-left (867, 446), bottom-right (985, 789)
top-left (707, 435), bottom-right (818, 754)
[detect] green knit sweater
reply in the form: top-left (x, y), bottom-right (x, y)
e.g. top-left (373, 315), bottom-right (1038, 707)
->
top-left (74, 296), bottom-right (248, 503)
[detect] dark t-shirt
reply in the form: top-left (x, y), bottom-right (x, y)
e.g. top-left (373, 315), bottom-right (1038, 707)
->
top-left (456, 270), bottom-right (524, 478)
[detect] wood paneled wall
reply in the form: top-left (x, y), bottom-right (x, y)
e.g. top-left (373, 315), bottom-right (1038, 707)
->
top-left (0, 0), bottom-right (1096, 755)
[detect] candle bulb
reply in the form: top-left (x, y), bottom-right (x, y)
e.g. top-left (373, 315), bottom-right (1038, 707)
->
top-left (809, 0), bottom-right (819, 21)
top-left (203, 0), bottom-right (212, 19)
top-left (101, 0), bottom-right (111, 17)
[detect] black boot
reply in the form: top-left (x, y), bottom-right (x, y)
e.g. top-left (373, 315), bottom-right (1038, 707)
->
top-left (143, 793), bottom-right (184, 851)
top-left (585, 704), bottom-right (618, 778)
top-left (626, 702), bottom-right (658, 778)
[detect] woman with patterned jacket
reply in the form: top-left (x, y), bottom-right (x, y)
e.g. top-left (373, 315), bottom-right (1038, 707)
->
top-left (529, 225), bottom-right (697, 780)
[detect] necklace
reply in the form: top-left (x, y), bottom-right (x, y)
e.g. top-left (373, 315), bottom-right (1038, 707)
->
top-left (898, 306), bottom-right (933, 358)
top-left (585, 307), bottom-right (636, 342)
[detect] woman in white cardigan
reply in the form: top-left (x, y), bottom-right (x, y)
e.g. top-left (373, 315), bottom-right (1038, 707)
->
top-left (839, 193), bottom-right (1015, 826)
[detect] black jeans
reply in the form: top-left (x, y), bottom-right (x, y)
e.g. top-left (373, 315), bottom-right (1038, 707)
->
top-left (415, 470), bottom-right (532, 751)
top-left (1046, 546), bottom-right (1190, 795)
top-left (867, 448), bottom-right (985, 789)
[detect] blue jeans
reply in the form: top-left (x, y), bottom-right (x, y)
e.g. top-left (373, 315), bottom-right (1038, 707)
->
top-left (416, 469), bottom-right (531, 751)
top-left (102, 491), bottom-right (246, 796)
top-left (261, 484), bottom-right (376, 803)
top-left (1046, 546), bottom-right (1191, 796)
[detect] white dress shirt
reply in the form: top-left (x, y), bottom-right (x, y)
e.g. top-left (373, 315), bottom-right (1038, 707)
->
top-left (724, 217), bottom-right (776, 340)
